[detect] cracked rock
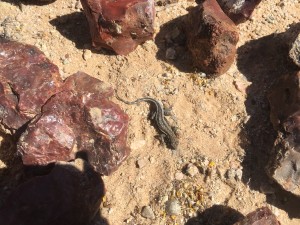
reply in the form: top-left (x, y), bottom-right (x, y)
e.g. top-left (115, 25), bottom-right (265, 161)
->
top-left (18, 72), bottom-right (130, 176)
top-left (0, 39), bottom-right (63, 134)
top-left (234, 207), bottom-right (280, 225)
top-left (80, 0), bottom-right (155, 55)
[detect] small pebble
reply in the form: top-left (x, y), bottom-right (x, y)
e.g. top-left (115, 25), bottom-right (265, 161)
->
top-left (165, 199), bottom-right (181, 216)
top-left (185, 163), bottom-right (199, 177)
top-left (165, 48), bottom-right (176, 60)
top-left (141, 206), bottom-right (155, 219)
top-left (83, 49), bottom-right (92, 60)
top-left (175, 172), bottom-right (185, 180)
top-left (136, 158), bottom-right (147, 168)
top-left (235, 168), bottom-right (243, 181)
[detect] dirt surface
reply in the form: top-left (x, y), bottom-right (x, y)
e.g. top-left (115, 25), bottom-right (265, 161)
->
top-left (0, 0), bottom-right (300, 224)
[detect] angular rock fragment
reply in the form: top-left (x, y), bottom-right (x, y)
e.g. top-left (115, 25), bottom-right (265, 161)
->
top-left (0, 159), bottom-right (105, 225)
top-left (184, 0), bottom-right (239, 75)
top-left (267, 71), bottom-right (300, 196)
top-left (216, 0), bottom-right (262, 23)
top-left (234, 207), bottom-right (280, 225)
top-left (18, 72), bottom-right (130, 175)
top-left (289, 33), bottom-right (300, 68)
top-left (80, 0), bottom-right (155, 55)
top-left (0, 39), bottom-right (63, 133)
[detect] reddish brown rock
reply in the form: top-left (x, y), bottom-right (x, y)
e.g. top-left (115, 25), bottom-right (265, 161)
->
top-left (80, 0), bottom-right (155, 55)
top-left (18, 72), bottom-right (130, 175)
top-left (267, 71), bottom-right (300, 196)
top-left (0, 159), bottom-right (105, 225)
top-left (216, 0), bottom-right (262, 24)
top-left (184, 0), bottom-right (239, 75)
top-left (0, 39), bottom-right (63, 133)
top-left (234, 207), bottom-right (280, 225)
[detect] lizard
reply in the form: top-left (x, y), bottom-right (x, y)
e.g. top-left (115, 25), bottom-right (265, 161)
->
top-left (115, 92), bottom-right (179, 150)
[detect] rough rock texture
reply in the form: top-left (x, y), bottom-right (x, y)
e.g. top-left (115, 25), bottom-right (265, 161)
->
top-left (267, 71), bottom-right (300, 196)
top-left (185, 0), bottom-right (239, 76)
top-left (17, 72), bottom-right (130, 176)
top-left (234, 207), bottom-right (280, 225)
top-left (0, 159), bottom-right (105, 225)
top-left (80, 0), bottom-right (155, 55)
top-left (0, 39), bottom-right (63, 133)
top-left (289, 33), bottom-right (300, 68)
top-left (216, 0), bottom-right (262, 23)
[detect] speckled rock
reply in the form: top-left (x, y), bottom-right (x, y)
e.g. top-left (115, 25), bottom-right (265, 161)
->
top-left (0, 159), bottom-right (105, 225)
top-left (234, 207), bottom-right (280, 225)
top-left (18, 72), bottom-right (130, 176)
top-left (80, 0), bottom-right (155, 55)
top-left (184, 0), bottom-right (239, 76)
top-left (165, 199), bottom-right (181, 216)
top-left (267, 71), bottom-right (300, 196)
top-left (216, 0), bottom-right (262, 23)
top-left (0, 39), bottom-right (63, 134)
top-left (289, 33), bottom-right (300, 68)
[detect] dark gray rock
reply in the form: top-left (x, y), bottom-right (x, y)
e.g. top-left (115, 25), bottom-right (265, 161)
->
top-left (216, 0), bottom-right (262, 24)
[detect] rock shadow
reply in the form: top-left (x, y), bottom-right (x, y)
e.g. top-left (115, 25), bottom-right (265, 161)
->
top-left (185, 205), bottom-right (243, 225)
top-left (50, 12), bottom-right (115, 55)
top-left (237, 22), bottom-right (300, 218)
top-left (155, 15), bottom-right (194, 73)
top-left (50, 12), bottom-right (92, 50)
top-left (0, 131), bottom-right (24, 207)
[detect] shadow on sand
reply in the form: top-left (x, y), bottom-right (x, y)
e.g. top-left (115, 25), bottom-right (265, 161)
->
top-left (237, 22), bottom-right (300, 218)
top-left (154, 15), bottom-right (194, 73)
top-left (185, 205), bottom-right (243, 225)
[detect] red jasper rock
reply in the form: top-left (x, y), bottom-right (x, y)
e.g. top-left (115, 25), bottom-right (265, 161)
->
top-left (267, 71), bottom-right (300, 196)
top-left (234, 207), bottom-right (280, 225)
top-left (0, 39), bottom-right (63, 133)
top-left (216, 0), bottom-right (262, 24)
top-left (18, 72), bottom-right (130, 175)
top-left (80, 0), bottom-right (155, 55)
top-left (184, 0), bottom-right (239, 76)
top-left (0, 159), bottom-right (105, 225)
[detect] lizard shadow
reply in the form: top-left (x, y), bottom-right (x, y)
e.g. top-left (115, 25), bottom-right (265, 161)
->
top-left (237, 22), bottom-right (300, 218)
top-left (154, 15), bottom-right (194, 73)
top-left (185, 205), bottom-right (243, 225)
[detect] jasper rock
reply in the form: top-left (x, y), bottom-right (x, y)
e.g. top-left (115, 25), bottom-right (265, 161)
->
top-left (289, 33), bottom-right (300, 68)
top-left (18, 71), bottom-right (130, 175)
top-left (234, 207), bottom-right (280, 225)
top-left (216, 0), bottom-right (262, 23)
top-left (80, 0), bottom-right (155, 55)
top-left (0, 39), bottom-right (63, 134)
top-left (0, 159), bottom-right (105, 225)
top-left (267, 71), bottom-right (300, 196)
top-left (184, 0), bottom-right (239, 75)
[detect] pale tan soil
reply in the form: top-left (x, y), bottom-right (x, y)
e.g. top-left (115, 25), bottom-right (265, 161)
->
top-left (0, 0), bottom-right (300, 224)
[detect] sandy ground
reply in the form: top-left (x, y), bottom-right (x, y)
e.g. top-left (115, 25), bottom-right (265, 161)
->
top-left (0, 0), bottom-right (300, 224)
